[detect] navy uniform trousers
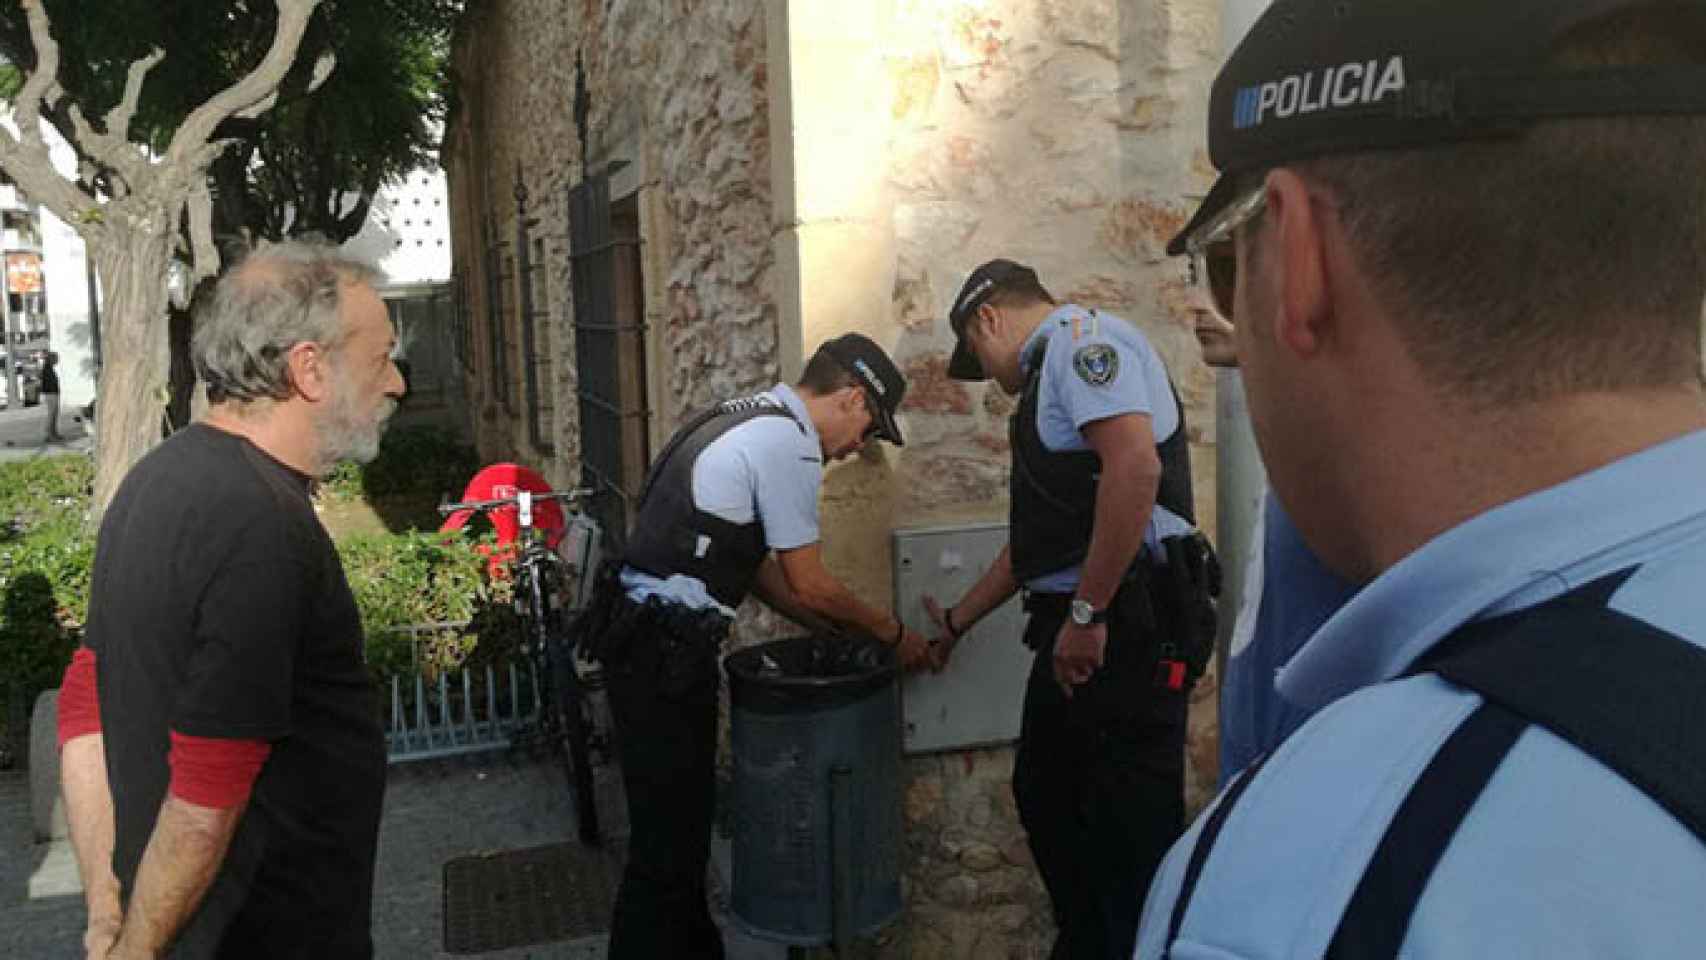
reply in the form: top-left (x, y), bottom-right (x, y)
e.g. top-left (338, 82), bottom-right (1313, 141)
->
top-left (604, 620), bottom-right (726, 960)
top-left (1014, 588), bottom-right (1189, 960)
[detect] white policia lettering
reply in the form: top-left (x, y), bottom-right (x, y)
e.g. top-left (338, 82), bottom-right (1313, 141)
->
top-left (1252, 55), bottom-right (1405, 125)
top-left (854, 359), bottom-right (887, 395)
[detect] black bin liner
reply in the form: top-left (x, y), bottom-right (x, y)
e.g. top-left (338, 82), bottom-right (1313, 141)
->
top-left (724, 634), bottom-right (896, 713)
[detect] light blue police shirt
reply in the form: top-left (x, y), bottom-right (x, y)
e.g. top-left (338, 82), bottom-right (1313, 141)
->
top-left (621, 383), bottom-right (824, 616)
top-left (1022, 304), bottom-right (1193, 594)
top-left (1136, 427), bottom-right (1706, 959)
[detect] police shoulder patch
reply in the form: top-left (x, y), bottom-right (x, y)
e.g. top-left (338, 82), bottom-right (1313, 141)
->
top-left (1072, 343), bottom-right (1119, 387)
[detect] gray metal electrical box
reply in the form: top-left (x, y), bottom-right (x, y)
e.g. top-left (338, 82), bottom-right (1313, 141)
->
top-left (892, 522), bottom-right (1031, 754)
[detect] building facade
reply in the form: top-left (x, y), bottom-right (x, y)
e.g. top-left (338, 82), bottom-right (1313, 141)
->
top-left (0, 121), bottom-right (99, 414)
top-left (445, 0), bottom-right (1225, 952)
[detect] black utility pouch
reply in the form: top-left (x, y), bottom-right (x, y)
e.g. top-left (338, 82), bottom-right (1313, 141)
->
top-left (569, 560), bottom-right (626, 663)
top-left (1159, 532), bottom-right (1221, 684)
top-left (654, 601), bottom-right (730, 701)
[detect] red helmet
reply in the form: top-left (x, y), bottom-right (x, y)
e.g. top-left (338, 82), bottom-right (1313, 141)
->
top-left (439, 464), bottom-right (567, 575)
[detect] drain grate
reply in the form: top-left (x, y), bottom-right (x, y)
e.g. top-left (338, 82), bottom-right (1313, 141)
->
top-left (442, 841), bottom-right (620, 954)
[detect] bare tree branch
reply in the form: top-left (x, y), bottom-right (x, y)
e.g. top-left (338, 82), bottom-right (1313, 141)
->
top-left (104, 47), bottom-right (166, 148)
top-left (0, 118), bottom-right (105, 233)
top-left (39, 100), bottom-right (118, 200)
top-left (16, 0), bottom-right (61, 153)
top-left (187, 179), bottom-right (220, 284)
top-left (0, 2), bottom-right (115, 231)
top-left (183, 139), bottom-right (237, 174)
top-left (66, 103), bottom-right (147, 190)
top-left (234, 90), bottom-right (280, 122)
top-left (235, 50), bottom-right (335, 120)
top-left (334, 188), bottom-right (376, 243)
top-left (168, 0), bottom-right (326, 164)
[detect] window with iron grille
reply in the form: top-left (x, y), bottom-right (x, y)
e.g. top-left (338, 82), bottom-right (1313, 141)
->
top-left (452, 273), bottom-right (473, 375)
top-left (485, 238), bottom-right (516, 415)
top-left (568, 175), bottom-right (650, 549)
top-left (517, 198), bottom-right (554, 453)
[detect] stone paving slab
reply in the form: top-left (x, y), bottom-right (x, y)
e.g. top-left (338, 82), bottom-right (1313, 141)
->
top-left (0, 770), bottom-right (85, 958)
top-left (2, 750), bottom-right (788, 959)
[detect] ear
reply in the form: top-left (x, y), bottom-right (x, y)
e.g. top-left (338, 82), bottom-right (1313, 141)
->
top-left (1265, 168), bottom-right (1333, 359)
top-left (286, 341), bottom-right (332, 403)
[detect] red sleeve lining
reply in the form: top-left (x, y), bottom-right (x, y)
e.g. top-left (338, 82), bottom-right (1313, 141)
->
top-left (56, 646), bottom-right (102, 750)
top-left (167, 731), bottom-right (272, 809)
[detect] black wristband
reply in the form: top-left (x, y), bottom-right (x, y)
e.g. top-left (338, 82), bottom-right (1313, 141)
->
top-left (944, 605), bottom-right (965, 640)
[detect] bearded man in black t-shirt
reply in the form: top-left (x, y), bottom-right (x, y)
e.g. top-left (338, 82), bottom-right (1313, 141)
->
top-left (57, 240), bottom-right (405, 959)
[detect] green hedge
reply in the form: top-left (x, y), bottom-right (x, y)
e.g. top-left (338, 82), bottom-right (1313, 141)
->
top-left (0, 450), bottom-right (518, 760)
top-left (322, 424), bottom-right (481, 502)
top-left (0, 456), bottom-right (95, 758)
top-left (337, 529), bottom-right (517, 680)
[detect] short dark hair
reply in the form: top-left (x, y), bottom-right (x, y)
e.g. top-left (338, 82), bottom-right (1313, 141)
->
top-left (985, 273), bottom-right (1056, 315)
top-left (1297, 6), bottom-right (1706, 407)
top-left (796, 349), bottom-right (861, 394)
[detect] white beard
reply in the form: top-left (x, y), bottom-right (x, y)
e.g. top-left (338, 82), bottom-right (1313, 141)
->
top-left (315, 366), bottom-right (396, 471)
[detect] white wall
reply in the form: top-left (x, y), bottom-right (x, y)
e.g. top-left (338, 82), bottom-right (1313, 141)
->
top-left (0, 119), bottom-right (101, 407)
top-left (39, 205), bottom-right (96, 406)
top-left (341, 166), bottom-right (453, 287)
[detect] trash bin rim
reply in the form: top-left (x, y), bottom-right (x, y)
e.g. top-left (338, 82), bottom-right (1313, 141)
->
top-left (723, 635), bottom-right (897, 692)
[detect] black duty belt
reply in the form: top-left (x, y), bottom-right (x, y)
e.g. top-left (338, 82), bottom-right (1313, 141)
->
top-left (1021, 590), bottom-right (1075, 616)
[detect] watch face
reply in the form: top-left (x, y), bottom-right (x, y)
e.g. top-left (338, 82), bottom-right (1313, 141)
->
top-left (1070, 599), bottom-right (1093, 625)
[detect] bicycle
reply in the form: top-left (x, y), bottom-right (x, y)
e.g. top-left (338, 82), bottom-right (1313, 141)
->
top-left (437, 486), bottom-right (606, 845)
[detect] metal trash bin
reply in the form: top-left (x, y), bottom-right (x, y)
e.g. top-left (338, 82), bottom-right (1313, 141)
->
top-left (725, 635), bottom-right (903, 947)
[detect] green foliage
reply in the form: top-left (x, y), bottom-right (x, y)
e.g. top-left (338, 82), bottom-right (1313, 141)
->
top-left (0, 0), bottom-right (460, 243)
top-left (337, 527), bottom-right (495, 682)
top-left (0, 456), bottom-right (94, 747)
top-left (321, 424), bottom-right (480, 503)
top-left (0, 451), bottom-right (527, 753)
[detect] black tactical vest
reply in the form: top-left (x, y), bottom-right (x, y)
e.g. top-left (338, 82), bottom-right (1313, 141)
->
top-left (1008, 338), bottom-right (1196, 584)
top-left (622, 397), bottom-right (805, 608)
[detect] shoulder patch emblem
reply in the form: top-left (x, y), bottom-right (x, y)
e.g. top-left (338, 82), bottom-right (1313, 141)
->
top-left (1072, 343), bottom-right (1119, 387)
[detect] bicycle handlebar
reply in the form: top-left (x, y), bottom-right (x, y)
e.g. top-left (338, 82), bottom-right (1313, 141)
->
top-left (437, 488), bottom-right (594, 516)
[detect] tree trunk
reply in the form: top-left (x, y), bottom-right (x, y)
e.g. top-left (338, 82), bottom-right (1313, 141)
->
top-left (89, 238), bottom-right (173, 520)
top-left (166, 302), bottom-right (196, 432)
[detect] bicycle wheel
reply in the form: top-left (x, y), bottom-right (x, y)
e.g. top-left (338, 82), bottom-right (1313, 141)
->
top-left (531, 564), bottom-right (602, 845)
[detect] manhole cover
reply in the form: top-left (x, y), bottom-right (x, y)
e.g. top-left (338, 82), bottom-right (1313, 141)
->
top-left (442, 841), bottom-right (620, 954)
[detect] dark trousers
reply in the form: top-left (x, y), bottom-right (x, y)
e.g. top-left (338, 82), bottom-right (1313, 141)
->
top-left (1012, 594), bottom-right (1189, 960)
top-left (605, 624), bottom-right (726, 960)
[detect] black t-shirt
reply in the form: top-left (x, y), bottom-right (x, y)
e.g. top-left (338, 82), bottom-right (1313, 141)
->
top-left (39, 363), bottom-right (58, 394)
top-left (87, 424), bottom-right (386, 958)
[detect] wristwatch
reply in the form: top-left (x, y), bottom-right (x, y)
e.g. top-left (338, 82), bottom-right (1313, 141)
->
top-left (1069, 598), bottom-right (1107, 627)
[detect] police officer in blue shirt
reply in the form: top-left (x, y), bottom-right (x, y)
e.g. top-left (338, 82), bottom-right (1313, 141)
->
top-left (926, 259), bottom-right (1203, 960)
top-left (588, 334), bottom-right (933, 959)
top-left (1140, 2), bottom-right (1706, 958)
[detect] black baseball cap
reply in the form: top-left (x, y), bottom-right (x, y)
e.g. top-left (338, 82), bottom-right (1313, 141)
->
top-left (818, 333), bottom-right (907, 446)
top-left (946, 258), bottom-right (1040, 381)
top-left (1168, 0), bottom-right (1706, 256)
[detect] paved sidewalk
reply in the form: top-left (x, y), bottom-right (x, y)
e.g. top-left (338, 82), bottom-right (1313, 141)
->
top-left (1, 750), bottom-right (787, 958)
top-left (0, 403), bottom-right (90, 464)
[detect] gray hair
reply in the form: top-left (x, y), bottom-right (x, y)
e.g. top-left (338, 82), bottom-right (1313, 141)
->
top-left (193, 239), bottom-right (383, 404)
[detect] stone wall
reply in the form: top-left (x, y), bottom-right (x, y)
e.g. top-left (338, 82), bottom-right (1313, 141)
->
top-left (444, 0), bottom-right (778, 490)
top-left (893, 747), bottom-right (1056, 957)
top-left (449, 1), bottom-right (1225, 956)
top-left (865, 3), bottom-right (1225, 956)
top-left (884, 0), bottom-right (1220, 522)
